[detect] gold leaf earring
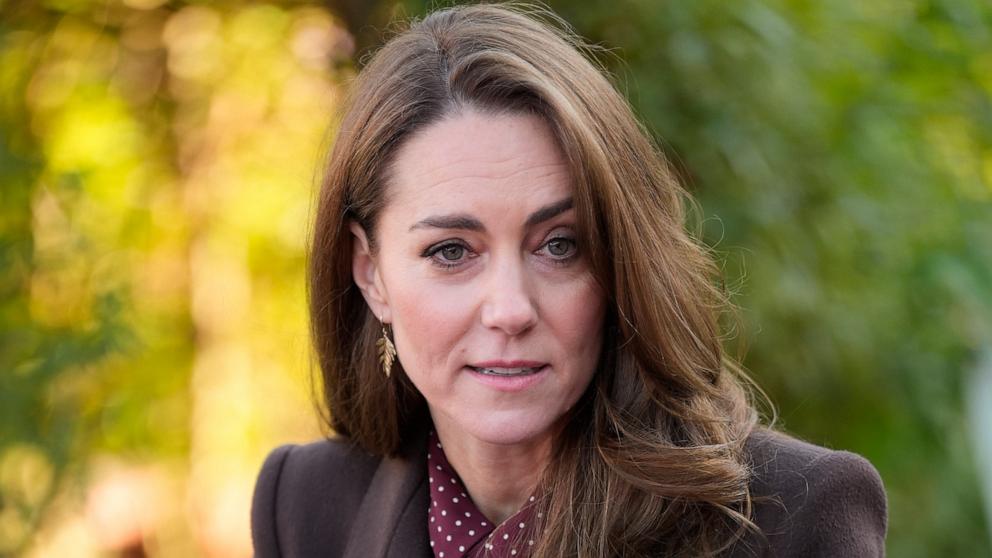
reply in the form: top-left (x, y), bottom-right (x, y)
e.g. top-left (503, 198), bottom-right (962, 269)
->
top-left (376, 315), bottom-right (396, 378)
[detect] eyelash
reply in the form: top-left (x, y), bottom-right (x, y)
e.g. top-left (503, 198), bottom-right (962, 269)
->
top-left (422, 236), bottom-right (579, 270)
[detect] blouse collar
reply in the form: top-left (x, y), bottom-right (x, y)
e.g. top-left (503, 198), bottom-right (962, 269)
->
top-left (427, 430), bottom-right (540, 558)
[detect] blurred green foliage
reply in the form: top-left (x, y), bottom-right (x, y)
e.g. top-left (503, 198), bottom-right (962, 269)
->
top-left (1, 2), bottom-right (192, 553)
top-left (1, 0), bottom-right (990, 556)
top-left (527, 0), bottom-right (992, 555)
top-left (1, 0), bottom-right (340, 555)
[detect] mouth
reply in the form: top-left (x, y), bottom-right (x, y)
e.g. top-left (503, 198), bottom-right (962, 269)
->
top-left (465, 362), bottom-right (549, 392)
top-left (468, 365), bottom-right (546, 377)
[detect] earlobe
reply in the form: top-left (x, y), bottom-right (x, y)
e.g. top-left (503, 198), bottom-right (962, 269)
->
top-left (349, 221), bottom-right (391, 322)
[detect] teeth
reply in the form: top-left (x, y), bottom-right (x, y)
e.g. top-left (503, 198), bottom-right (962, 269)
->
top-left (472, 366), bottom-right (542, 376)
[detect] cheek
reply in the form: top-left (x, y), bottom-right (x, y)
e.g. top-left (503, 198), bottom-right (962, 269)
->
top-left (388, 277), bottom-right (475, 372)
top-left (544, 276), bottom-right (606, 355)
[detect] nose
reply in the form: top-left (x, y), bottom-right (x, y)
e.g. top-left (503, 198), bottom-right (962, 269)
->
top-left (480, 255), bottom-right (538, 336)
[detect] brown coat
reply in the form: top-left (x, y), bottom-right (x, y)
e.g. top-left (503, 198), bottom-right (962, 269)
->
top-left (251, 426), bottom-right (887, 557)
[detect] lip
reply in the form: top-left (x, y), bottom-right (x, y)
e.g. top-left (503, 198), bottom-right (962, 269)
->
top-left (464, 364), bottom-right (549, 392)
top-left (468, 360), bottom-right (547, 368)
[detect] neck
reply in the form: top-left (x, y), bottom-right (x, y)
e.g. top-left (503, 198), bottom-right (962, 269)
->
top-left (431, 418), bottom-right (556, 525)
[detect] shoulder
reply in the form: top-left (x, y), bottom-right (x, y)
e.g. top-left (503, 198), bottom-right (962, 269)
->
top-left (251, 437), bottom-right (382, 558)
top-left (732, 427), bottom-right (889, 557)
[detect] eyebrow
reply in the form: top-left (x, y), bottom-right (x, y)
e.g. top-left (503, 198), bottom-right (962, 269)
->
top-left (408, 197), bottom-right (574, 232)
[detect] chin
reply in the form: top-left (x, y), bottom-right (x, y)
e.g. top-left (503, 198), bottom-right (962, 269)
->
top-left (458, 409), bottom-right (562, 447)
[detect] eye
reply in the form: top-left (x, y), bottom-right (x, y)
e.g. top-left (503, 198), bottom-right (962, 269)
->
top-left (539, 235), bottom-right (578, 264)
top-left (546, 238), bottom-right (573, 257)
top-left (423, 240), bottom-right (473, 270)
top-left (439, 244), bottom-right (466, 261)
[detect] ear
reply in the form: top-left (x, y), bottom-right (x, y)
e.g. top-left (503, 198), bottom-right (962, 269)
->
top-left (349, 220), bottom-right (391, 322)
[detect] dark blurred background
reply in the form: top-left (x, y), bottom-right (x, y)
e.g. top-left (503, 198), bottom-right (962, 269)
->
top-left (2, 0), bottom-right (990, 556)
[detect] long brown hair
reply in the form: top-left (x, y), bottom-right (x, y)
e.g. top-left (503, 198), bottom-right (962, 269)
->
top-left (309, 3), bottom-right (771, 556)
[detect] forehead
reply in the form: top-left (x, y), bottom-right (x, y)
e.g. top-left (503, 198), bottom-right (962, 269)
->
top-left (385, 110), bottom-right (573, 211)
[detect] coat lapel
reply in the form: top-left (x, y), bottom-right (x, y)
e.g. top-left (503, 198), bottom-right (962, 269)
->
top-left (343, 430), bottom-right (433, 558)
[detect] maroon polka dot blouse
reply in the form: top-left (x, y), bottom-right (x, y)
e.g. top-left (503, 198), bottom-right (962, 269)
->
top-left (427, 430), bottom-right (540, 558)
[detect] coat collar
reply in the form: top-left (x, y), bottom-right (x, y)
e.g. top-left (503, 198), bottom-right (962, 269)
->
top-left (343, 424), bottom-right (434, 558)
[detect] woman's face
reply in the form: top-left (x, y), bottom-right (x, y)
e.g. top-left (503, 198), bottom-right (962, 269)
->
top-left (351, 109), bottom-right (606, 447)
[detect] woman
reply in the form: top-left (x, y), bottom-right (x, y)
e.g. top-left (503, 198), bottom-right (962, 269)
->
top-left (251, 3), bottom-right (887, 557)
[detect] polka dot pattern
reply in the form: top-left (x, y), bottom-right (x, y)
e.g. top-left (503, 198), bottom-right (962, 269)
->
top-left (427, 430), bottom-right (539, 557)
